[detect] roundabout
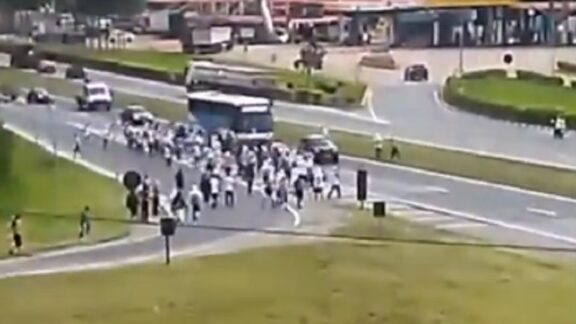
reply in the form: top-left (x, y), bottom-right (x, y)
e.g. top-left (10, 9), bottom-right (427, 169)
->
top-left (443, 68), bottom-right (576, 129)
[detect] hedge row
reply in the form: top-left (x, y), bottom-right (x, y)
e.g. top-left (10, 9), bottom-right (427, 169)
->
top-left (0, 42), bottom-right (360, 108)
top-left (557, 61), bottom-right (576, 73)
top-left (443, 72), bottom-right (576, 129)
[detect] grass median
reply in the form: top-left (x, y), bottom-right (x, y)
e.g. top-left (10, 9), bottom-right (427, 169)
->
top-left (3, 68), bottom-right (576, 198)
top-left (0, 127), bottom-right (127, 256)
top-left (453, 76), bottom-right (576, 113)
top-left (0, 208), bottom-right (573, 324)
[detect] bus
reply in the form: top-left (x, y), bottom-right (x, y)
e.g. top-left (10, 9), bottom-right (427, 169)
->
top-left (187, 91), bottom-right (274, 142)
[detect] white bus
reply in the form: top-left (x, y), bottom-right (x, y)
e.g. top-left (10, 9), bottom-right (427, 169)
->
top-left (187, 91), bottom-right (274, 142)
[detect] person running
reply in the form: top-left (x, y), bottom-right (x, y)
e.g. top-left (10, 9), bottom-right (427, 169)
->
top-left (209, 174), bottom-right (221, 209)
top-left (79, 206), bottom-right (91, 240)
top-left (223, 173), bottom-right (235, 207)
top-left (294, 177), bottom-right (305, 209)
top-left (277, 177), bottom-right (289, 210)
top-left (169, 189), bottom-right (186, 222)
top-left (244, 162), bottom-right (255, 195)
top-left (312, 167), bottom-right (324, 200)
top-left (175, 168), bottom-right (185, 191)
top-left (187, 185), bottom-right (203, 223)
top-left (151, 182), bottom-right (160, 220)
top-left (164, 145), bottom-right (173, 167)
top-left (327, 168), bottom-right (342, 199)
top-left (73, 133), bottom-right (82, 159)
top-left (125, 190), bottom-right (139, 219)
top-left (102, 122), bottom-right (113, 150)
top-left (8, 214), bottom-right (22, 255)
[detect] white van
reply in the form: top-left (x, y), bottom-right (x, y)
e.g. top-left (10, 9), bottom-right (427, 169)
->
top-left (76, 82), bottom-right (113, 111)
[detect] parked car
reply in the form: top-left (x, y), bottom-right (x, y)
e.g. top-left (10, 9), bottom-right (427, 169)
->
top-left (120, 105), bottom-right (154, 126)
top-left (404, 64), bottom-right (429, 82)
top-left (298, 134), bottom-right (339, 165)
top-left (26, 87), bottom-right (53, 104)
top-left (65, 64), bottom-right (86, 79)
top-left (36, 60), bottom-right (57, 74)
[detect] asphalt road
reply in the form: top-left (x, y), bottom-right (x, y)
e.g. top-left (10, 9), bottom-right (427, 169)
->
top-left (2, 97), bottom-right (576, 276)
top-left (0, 100), bottom-right (294, 278)
top-left (55, 62), bottom-right (576, 169)
top-left (2, 59), bottom-right (576, 276)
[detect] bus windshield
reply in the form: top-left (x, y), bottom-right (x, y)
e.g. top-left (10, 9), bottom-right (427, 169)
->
top-left (235, 112), bottom-right (273, 133)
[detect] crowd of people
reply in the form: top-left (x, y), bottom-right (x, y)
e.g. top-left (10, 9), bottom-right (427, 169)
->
top-left (113, 117), bottom-right (343, 224)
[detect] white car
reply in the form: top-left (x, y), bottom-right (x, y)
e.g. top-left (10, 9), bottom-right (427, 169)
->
top-left (76, 82), bottom-right (113, 111)
top-left (108, 29), bottom-right (135, 45)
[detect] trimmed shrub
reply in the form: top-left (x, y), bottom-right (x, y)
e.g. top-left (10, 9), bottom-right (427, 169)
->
top-left (516, 70), bottom-right (563, 86)
top-left (557, 61), bottom-right (576, 73)
top-left (460, 69), bottom-right (506, 79)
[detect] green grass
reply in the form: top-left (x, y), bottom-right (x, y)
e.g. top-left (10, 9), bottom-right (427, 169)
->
top-left (31, 44), bottom-right (365, 105)
top-left (276, 69), bottom-right (366, 106)
top-left (38, 44), bottom-right (190, 73)
top-left (0, 128), bottom-right (127, 255)
top-left (4, 68), bottom-right (576, 199)
top-left (454, 77), bottom-right (576, 113)
top-left (0, 210), bottom-right (574, 324)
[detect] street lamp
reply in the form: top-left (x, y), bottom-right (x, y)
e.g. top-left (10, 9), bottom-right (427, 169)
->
top-left (457, 22), bottom-right (465, 76)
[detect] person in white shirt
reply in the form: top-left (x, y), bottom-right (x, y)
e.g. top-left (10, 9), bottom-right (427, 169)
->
top-left (187, 184), bottom-right (203, 223)
top-left (223, 174), bottom-right (235, 207)
top-left (163, 145), bottom-right (172, 167)
top-left (209, 175), bottom-right (220, 209)
top-left (312, 168), bottom-right (324, 200)
top-left (327, 167), bottom-right (341, 199)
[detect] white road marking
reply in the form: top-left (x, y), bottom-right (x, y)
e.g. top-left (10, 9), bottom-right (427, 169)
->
top-left (421, 186), bottom-right (449, 194)
top-left (343, 155), bottom-right (576, 204)
top-left (526, 207), bottom-right (558, 218)
top-left (393, 197), bottom-right (576, 245)
top-left (411, 215), bottom-right (454, 223)
top-left (435, 222), bottom-right (487, 230)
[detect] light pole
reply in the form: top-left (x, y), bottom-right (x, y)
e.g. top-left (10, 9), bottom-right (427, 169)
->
top-left (458, 21), bottom-right (465, 76)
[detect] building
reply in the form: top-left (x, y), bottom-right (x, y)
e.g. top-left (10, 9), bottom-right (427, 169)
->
top-left (146, 0), bottom-right (576, 47)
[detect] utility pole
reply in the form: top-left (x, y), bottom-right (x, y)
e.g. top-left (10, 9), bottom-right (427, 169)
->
top-left (458, 21), bottom-right (465, 76)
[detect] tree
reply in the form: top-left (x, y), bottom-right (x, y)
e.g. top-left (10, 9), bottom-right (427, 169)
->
top-left (75, 0), bottom-right (145, 16)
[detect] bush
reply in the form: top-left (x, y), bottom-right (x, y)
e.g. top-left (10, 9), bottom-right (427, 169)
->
top-left (460, 69), bottom-right (506, 79)
top-left (557, 61), bottom-right (576, 73)
top-left (443, 77), bottom-right (576, 129)
top-left (516, 70), bottom-right (563, 86)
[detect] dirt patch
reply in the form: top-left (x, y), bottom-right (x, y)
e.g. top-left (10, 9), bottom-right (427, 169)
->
top-left (359, 52), bottom-right (397, 70)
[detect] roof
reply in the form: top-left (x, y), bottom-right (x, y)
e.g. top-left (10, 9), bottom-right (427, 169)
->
top-left (85, 82), bottom-right (109, 89)
top-left (187, 91), bottom-right (270, 106)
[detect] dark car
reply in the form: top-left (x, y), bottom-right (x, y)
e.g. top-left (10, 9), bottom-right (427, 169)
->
top-left (404, 64), bottom-right (428, 82)
top-left (298, 134), bottom-right (339, 165)
top-left (36, 60), bottom-right (57, 74)
top-left (26, 87), bottom-right (53, 104)
top-left (65, 64), bottom-right (86, 79)
top-left (120, 105), bottom-right (154, 126)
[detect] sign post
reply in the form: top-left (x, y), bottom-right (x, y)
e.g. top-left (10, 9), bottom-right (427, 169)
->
top-left (160, 217), bottom-right (177, 266)
top-left (373, 201), bottom-right (386, 234)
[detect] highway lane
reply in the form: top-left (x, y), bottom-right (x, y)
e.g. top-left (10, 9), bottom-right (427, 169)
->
top-left (370, 82), bottom-right (576, 166)
top-left (0, 102), bottom-right (294, 277)
top-left (338, 157), bottom-right (576, 247)
top-left (4, 100), bottom-right (576, 253)
top-left (27, 58), bottom-right (576, 169)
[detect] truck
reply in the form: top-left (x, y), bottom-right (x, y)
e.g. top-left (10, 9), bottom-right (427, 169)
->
top-left (182, 26), bottom-right (233, 54)
top-left (76, 82), bottom-right (113, 111)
